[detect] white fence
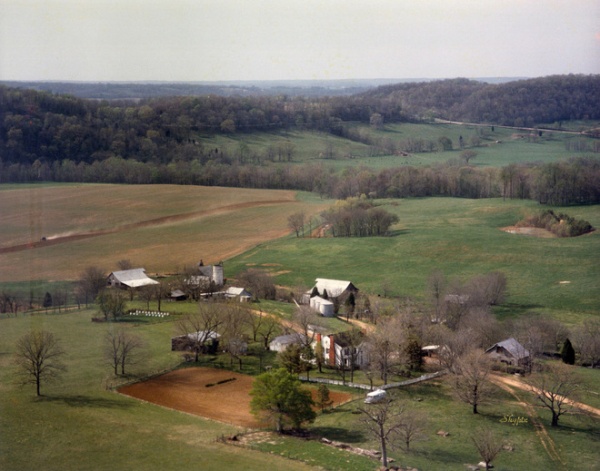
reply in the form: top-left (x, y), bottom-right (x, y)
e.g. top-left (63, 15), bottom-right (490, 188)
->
top-left (299, 370), bottom-right (447, 391)
top-left (129, 310), bottom-right (170, 318)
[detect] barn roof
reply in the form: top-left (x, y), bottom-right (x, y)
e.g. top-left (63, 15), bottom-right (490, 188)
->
top-left (109, 268), bottom-right (159, 288)
top-left (485, 337), bottom-right (529, 360)
top-left (313, 278), bottom-right (358, 298)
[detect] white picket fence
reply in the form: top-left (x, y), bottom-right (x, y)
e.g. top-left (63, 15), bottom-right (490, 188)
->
top-left (130, 309), bottom-right (170, 318)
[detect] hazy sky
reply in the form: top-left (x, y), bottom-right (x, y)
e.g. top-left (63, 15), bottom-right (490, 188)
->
top-left (1, 0), bottom-right (599, 82)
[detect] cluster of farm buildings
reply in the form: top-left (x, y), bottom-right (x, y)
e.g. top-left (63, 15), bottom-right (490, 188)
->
top-left (106, 264), bottom-right (530, 372)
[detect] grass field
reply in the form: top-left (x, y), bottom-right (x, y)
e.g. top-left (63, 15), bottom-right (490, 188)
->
top-left (227, 197), bottom-right (600, 322)
top-left (196, 121), bottom-right (600, 170)
top-left (2, 308), bottom-right (598, 471)
top-left (1, 174), bottom-right (599, 469)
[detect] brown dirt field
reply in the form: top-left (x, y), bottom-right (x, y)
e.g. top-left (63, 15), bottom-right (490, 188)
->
top-left (118, 367), bottom-right (353, 429)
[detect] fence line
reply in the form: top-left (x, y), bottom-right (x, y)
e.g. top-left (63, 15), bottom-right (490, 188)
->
top-left (299, 370), bottom-right (447, 391)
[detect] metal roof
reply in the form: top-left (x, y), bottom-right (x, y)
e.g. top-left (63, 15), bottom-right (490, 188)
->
top-left (313, 278), bottom-right (357, 298)
top-left (486, 337), bottom-right (529, 360)
top-left (109, 268), bottom-right (159, 288)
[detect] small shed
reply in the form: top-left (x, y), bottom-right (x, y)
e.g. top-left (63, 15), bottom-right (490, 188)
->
top-left (310, 296), bottom-right (334, 317)
top-left (485, 338), bottom-right (530, 366)
top-left (169, 289), bottom-right (187, 301)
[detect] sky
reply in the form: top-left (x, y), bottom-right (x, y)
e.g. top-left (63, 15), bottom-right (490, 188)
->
top-left (1, 0), bottom-right (599, 82)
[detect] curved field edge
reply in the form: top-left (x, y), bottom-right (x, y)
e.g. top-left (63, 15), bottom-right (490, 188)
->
top-left (0, 184), bottom-right (330, 282)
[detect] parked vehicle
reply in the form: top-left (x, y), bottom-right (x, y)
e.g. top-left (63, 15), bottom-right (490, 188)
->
top-left (364, 389), bottom-right (387, 404)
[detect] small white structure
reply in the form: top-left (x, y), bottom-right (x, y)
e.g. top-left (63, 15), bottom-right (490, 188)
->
top-left (224, 287), bottom-right (253, 302)
top-left (107, 268), bottom-right (159, 289)
top-left (310, 296), bottom-right (334, 317)
top-left (269, 333), bottom-right (306, 353)
top-left (364, 389), bottom-right (387, 404)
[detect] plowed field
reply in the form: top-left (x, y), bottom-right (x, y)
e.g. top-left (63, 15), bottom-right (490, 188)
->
top-left (119, 367), bottom-right (354, 428)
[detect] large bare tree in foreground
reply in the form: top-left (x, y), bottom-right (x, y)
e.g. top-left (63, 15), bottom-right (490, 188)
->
top-left (452, 349), bottom-right (494, 414)
top-left (359, 398), bottom-right (407, 468)
top-left (527, 363), bottom-right (581, 427)
top-left (471, 428), bottom-right (504, 470)
top-left (15, 330), bottom-right (66, 396)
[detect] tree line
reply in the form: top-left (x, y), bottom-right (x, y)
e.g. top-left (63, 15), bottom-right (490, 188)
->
top-left (2, 153), bottom-right (599, 205)
top-left (3, 75), bottom-right (599, 167)
top-left (363, 74), bottom-right (600, 126)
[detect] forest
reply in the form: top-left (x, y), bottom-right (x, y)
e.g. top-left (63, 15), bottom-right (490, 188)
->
top-left (1, 74), bottom-right (599, 205)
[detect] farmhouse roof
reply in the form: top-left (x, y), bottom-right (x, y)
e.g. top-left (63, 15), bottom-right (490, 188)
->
top-left (271, 333), bottom-right (306, 346)
top-left (109, 268), bottom-right (159, 288)
top-left (224, 287), bottom-right (252, 298)
top-left (313, 278), bottom-right (358, 298)
top-left (485, 337), bottom-right (529, 360)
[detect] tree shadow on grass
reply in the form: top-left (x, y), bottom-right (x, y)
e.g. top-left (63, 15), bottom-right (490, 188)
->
top-left (386, 229), bottom-right (410, 237)
top-left (310, 426), bottom-right (365, 443)
top-left (37, 394), bottom-right (133, 409)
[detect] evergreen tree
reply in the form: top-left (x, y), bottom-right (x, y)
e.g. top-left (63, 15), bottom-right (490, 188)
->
top-left (560, 338), bottom-right (575, 365)
top-left (42, 292), bottom-right (53, 308)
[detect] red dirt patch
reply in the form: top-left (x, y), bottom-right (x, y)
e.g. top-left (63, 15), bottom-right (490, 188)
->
top-left (118, 367), bottom-right (353, 428)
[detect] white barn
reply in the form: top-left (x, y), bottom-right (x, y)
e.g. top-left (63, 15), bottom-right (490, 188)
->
top-left (107, 268), bottom-right (159, 289)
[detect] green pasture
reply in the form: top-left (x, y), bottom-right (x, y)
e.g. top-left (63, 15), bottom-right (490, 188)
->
top-left (0, 310), bottom-right (316, 471)
top-left (2, 307), bottom-right (598, 471)
top-left (309, 377), bottom-right (600, 471)
top-left (198, 121), bottom-right (599, 171)
top-left (227, 198), bottom-right (600, 322)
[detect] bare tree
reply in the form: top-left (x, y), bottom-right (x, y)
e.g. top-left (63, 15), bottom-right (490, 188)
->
top-left (15, 330), bottom-right (66, 396)
top-left (427, 269), bottom-right (447, 323)
top-left (258, 314), bottom-right (280, 351)
top-left (116, 259), bottom-right (133, 270)
top-left (221, 304), bottom-right (251, 370)
top-left (236, 269), bottom-right (276, 300)
top-left (452, 349), bottom-right (494, 414)
top-left (359, 398), bottom-right (405, 467)
top-left (97, 289), bottom-right (127, 321)
top-left (176, 303), bottom-right (224, 362)
top-left (398, 409), bottom-right (428, 452)
top-left (293, 305), bottom-right (318, 350)
top-left (513, 314), bottom-right (566, 372)
top-left (287, 211), bottom-right (306, 238)
top-left (572, 319), bottom-right (600, 367)
top-left (105, 328), bottom-right (144, 375)
top-left (471, 428), bottom-right (504, 470)
top-left (78, 266), bottom-right (106, 306)
top-left (526, 363), bottom-right (581, 427)
top-left (139, 284), bottom-right (154, 310)
top-left (365, 316), bottom-right (405, 385)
